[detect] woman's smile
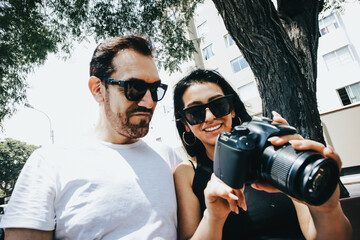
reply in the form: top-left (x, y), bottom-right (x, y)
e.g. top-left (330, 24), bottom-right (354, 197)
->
top-left (203, 124), bottom-right (222, 132)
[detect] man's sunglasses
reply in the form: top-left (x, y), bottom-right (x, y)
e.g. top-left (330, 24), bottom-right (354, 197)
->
top-left (100, 78), bottom-right (168, 102)
top-left (179, 94), bottom-right (233, 125)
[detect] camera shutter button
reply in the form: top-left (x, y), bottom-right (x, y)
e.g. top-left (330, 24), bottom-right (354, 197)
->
top-left (233, 126), bottom-right (250, 135)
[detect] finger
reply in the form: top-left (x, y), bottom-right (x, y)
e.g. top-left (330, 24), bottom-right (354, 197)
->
top-left (240, 196), bottom-right (247, 211)
top-left (288, 140), bottom-right (342, 169)
top-left (227, 196), bottom-right (239, 214)
top-left (268, 134), bottom-right (304, 145)
top-left (272, 111), bottom-right (281, 117)
top-left (224, 191), bottom-right (240, 213)
top-left (271, 111), bottom-right (289, 125)
top-left (232, 188), bottom-right (247, 211)
top-left (288, 139), bottom-right (325, 152)
top-left (323, 146), bottom-right (342, 169)
top-left (251, 182), bottom-right (281, 193)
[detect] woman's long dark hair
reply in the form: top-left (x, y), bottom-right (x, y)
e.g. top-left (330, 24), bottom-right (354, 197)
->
top-left (173, 69), bottom-right (251, 158)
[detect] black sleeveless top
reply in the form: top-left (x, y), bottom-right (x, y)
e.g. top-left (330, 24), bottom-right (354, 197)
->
top-left (191, 152), bottom-right (305, 240)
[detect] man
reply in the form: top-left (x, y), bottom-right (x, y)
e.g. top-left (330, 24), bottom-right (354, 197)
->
top-left (0, 35), bottom-right (182, 239)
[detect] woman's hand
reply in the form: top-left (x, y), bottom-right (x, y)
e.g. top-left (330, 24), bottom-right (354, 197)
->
top-left (252, 111), bottom-right (342, 210)
top-left (252, 111), bottom-right (351, 239)
top-left (204, 173), bottom-right (247, 221)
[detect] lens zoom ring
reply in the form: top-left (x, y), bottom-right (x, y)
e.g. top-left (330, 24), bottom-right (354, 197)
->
top-left (264, 146), bottom-right (296, 189)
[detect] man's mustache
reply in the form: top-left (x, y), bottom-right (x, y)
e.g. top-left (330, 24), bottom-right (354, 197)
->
top-left (128, 106), bottom-right (153, 115)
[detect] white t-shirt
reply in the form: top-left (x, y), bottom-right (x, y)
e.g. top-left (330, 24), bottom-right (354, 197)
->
top-left (0, 139), bottom-right (182, 240)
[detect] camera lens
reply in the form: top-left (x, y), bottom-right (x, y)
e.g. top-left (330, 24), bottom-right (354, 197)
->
top-left (311, 168), bottom-right (328, 194)
top-left (301, 158), bottom-right (339, 205)
top-left (260, 144), bottom-right (339, 205)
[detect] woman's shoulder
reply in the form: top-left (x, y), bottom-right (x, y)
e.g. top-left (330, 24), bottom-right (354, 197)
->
top-left (174, 157), bottom-right (197, 184)
top-left (176, 157), bottom-right (197, 171)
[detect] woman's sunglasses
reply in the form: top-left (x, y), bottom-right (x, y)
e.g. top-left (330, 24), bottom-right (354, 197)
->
top-left (180, 94), bottom-right (233, 125)
top-left (100, 78), bottom-right (168, 102)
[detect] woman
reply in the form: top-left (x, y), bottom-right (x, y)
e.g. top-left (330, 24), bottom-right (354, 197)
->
top-left (173, 69), bottom-right (352, 240)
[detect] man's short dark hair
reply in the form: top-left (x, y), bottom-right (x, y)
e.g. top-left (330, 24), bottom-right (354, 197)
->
top-left (90, 35), bottom-right (154, 78)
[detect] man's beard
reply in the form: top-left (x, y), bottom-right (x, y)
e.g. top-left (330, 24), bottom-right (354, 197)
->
top-left (121, 114), bottom-right (150, 139)
top-left (104, 102), bottom-right (153, 139)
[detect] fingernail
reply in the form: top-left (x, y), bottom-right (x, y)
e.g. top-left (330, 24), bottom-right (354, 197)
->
top-left (229, 193), bottom-right (239, 200)
top-left (242, 201), bottom-right (247, 211)
top-left (272, 111), bottom-right (281, 117)
top-left (324, 147), bottom-right (334, 155)
top-left (268, 136), bottom-right (279, 142)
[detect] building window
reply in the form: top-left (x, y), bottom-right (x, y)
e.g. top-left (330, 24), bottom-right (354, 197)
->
top-left (203, 44), bottom-right (215, 60)
top-left (224, 34), bottom-right (234, 47)
top-left (319, 14), bottom-right (339, 36)
top-left (231, 56), bottom-right (249, 73)
top-left (337, 81), bottom-right (360, 106)
top-left (237, 82), bottom-right (259, 101)
top-left (197, 21), bottom-right (208, 37)
top-left (323, 46), bottom-right (353, 70)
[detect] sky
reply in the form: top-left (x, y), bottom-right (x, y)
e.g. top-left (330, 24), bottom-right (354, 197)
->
top-left (1, 41), bottom-right (107, 146)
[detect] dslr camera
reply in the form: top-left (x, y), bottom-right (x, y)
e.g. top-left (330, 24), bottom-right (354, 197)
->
top-left (214, 117), bottom-right (339, 206)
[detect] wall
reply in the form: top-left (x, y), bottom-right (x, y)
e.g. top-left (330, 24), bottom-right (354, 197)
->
top-left (321, 103), bottom-right (360, 168)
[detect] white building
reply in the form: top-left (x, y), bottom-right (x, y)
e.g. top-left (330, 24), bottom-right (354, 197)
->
top-left (317, 4), bottom-right (360, 112)
top-left (148, 0), bottom-right (360, 166)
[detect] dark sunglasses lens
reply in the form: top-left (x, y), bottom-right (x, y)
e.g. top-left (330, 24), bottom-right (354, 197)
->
top-left (126, 81), bottom-right (167, 102)
top-left (209, 96), bottom-right (233, 118)
top-left (184, 106), bottom-right (205, 125)
top-left (125, 81), bottom-right (147, 101)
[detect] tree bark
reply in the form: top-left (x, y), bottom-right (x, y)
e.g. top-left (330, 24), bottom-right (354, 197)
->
top-left (212, 0), bottom-right (325, 144)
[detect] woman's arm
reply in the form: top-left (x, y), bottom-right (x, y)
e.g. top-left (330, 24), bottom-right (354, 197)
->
top-left (174, 162), bottom-right (245, 240)
top-left (174, 161), bottom-right (202, 240)
top-left (292, 190), bottom-right (352, 240)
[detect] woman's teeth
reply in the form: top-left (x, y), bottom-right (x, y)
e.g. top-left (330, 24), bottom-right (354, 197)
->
top-left (204, 124), bottom-right (221, 132)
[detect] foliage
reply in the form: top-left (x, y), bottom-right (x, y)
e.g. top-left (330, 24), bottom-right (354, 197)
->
top-left (0, 138), bottom-right (40, 197)
top-left (323, 0), bottom-right (349, 13)
top-left (0, 0), bottom-right (202, 126)
top-left (1, 0), bottom-right (359, 139)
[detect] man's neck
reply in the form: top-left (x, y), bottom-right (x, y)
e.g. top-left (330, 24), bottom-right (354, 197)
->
top-left (94, 114), bottom-right (139, 145)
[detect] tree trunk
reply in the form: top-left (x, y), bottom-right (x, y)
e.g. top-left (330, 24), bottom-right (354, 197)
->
top-left (212, 0), bottom-right (326, 144)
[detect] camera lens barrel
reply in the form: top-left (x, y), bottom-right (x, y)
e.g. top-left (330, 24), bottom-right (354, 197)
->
top-left (214, 119), bottom-right (340, 206)
top-left (260, 144), bottom-right (339, 205)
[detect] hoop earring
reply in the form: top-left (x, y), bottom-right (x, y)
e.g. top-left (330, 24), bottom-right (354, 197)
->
top-left (232, 116), bottom-right (243, 126)
top-left (182, 131), bottom-right (196, 146)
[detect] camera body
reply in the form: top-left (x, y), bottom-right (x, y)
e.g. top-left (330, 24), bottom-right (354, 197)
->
top-left (214, 117), bottom-right (339, 205)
